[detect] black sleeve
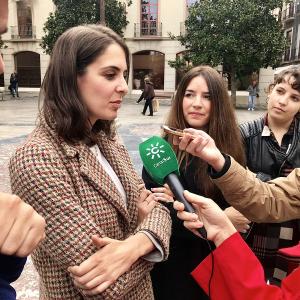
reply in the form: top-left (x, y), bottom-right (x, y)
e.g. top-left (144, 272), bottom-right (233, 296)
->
top-left (208, 154), bottom-right (231, 179)
top-left (0, 254), bottom-right (26, 283)
top-left (138, 91), bottom-right (145, 102)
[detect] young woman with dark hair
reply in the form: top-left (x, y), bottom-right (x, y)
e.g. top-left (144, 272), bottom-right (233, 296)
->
top-left (239, 67), bottom-right (300, 285)
top-left (142, 65), bottom-right (248, 300)
top-left (9, 24), bottom-right (171, 299)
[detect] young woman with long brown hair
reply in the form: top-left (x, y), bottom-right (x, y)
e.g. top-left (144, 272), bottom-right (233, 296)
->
top-left (142, 65), bottom-right (248, 300)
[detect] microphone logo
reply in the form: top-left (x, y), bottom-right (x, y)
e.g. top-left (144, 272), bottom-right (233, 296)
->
top-left (146, 142), bottom-right (165, 159)
top-left (139, 136), bottom-right (180, 185)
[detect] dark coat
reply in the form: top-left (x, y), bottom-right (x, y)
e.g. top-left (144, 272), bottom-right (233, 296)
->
top-left (142, 155), bottom-right (229, 300)
top-left (138, 82), bottom-right (155, 101)
top-left (239, 116), bottom-right (300, 180)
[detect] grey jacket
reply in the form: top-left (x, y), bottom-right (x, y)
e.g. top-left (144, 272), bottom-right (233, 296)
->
top-left (247, 84), bottom-right (259, 96)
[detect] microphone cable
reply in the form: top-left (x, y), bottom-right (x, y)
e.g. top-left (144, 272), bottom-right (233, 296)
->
top-left (206, 240), bottom-right (214, 300)
top-left (199, 235), bottom-right (214, 300)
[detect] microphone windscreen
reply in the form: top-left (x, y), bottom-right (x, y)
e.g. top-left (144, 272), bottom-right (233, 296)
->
top-left (139, 136), bottom-right (180, 184)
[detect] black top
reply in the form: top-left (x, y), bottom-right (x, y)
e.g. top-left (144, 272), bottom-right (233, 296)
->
top-left (142, 155), bottom-right (229, 300)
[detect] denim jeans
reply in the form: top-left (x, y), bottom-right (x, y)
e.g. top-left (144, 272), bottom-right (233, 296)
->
top-left (248, 95), bottom-right (256, 109)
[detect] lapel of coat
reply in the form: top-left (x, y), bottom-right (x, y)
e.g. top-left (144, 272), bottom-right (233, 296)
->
top-left (77, 139), bottom-right (131, 225)
top-left (58, 135), bottom-right (131, 226)
top-left (42, 117), bottom-right (139, 229)
top-left (96, 133), bottom-right (139, 230)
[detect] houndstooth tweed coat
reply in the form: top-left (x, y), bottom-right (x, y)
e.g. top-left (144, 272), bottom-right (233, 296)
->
top-left (9, 119), bottom-right (171, 300)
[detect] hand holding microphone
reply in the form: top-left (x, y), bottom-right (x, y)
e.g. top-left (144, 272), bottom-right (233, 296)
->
top-left (173, 191), bottom-right (237, 247)
top-left (139, 136), bottom-right (207, 239)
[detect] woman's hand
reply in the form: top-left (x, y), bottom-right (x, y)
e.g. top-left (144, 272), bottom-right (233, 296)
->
top-left (68, 233), bottom-right (154, 295)
top-left (172, 129), bottom-right (225, 172)
top-left (173, 190), bottom-right (236, 247)
top-left (136, 184), bottom-right (157, 223)
top-left (0, 193), bottom-right (46, 257)
top-left (151, 184), bottom-right (174, 203)
top-left (224, 206), bottom-right (251, 233)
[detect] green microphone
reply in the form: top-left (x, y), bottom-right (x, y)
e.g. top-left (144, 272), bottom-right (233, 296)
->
top-left (139, 136), bottom-right (207, 239)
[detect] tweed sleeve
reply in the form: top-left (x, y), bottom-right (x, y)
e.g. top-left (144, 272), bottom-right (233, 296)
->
top-left (9, 143), bottom-right (164, 299)
top-left (9, 144), bottom-right (103, 267)
top-left (134, 203), bottom-right (171, 259)
top-left (120, 151), bottom-right (171, 259)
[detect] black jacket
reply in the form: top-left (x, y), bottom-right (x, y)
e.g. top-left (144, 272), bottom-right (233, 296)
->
top-left (142, 155), bottom-right (229, 300)
top-left (239, 116), bottom-right (300, 180)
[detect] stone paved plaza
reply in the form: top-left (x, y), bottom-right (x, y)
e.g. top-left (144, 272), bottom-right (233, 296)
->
top-left (0, 94), bottom-right (264, 298)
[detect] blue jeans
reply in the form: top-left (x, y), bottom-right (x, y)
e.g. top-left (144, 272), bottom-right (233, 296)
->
top-left (248, 95), bottom-right (256, 109)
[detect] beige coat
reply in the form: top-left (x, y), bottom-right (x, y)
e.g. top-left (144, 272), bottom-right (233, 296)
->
top-left (9, 119), bottom-right (171, 299)
top-left (213, 157), bottom-right (300, 223)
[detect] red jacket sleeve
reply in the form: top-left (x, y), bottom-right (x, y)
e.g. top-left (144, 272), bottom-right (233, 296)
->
top-left (191, 232), bottom-right (300, 300)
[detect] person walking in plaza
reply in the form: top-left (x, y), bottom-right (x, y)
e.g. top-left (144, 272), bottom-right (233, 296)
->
top-left (9, 24), bottom-right (171, 299)
top-left (138, 77), bottom-right (155, 116)
top-left (9, 72), bottom-right (19, 98)
top-left (247, 79), bottom-right (259, 110)
top-left (142, 65), bottom-right (249, 300)
top-left (240, 67), bottom-right (300, 285)
top-left (0, 1), bottom-right (45, 299)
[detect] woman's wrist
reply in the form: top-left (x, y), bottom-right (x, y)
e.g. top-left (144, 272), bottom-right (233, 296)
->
top-left (213, 223), bottom-right (237, 247)
top-left (210, 151), bottom-right (225, 172)
top-left (126, 232), bottom-right (155, 260)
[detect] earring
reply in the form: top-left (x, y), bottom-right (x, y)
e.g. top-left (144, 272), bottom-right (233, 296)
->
top-left (266, 96), bottom-right (269, 104)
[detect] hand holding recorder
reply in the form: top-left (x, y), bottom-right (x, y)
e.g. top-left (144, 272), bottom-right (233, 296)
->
top-left (162, 126), bottom-right (225, 172)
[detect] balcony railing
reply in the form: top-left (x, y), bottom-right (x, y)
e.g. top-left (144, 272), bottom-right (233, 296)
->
top-left (282, 46), bottom-right (300, 62)
top-left (134, 22), bottom-right (162, 38)
top-left (282, 4), bottom-right (295, 21)
top-left (11, 24), bottom-right (36, 39)
top-left (283, 47), bottom-right (300, 62)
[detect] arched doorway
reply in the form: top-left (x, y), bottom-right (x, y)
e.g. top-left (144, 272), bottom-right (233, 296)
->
top-left (14, 51), bottom-right (41, 87)
top-left (132, 50), bottom-right (165, 90)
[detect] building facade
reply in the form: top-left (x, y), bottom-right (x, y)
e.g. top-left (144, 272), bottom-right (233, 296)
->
top-left (0, 0), bottom-right (55, 90)
top-left (0, 0), bottom-right (194, 94)
top-left (1, 0), bottom-right (293, 104)
top-left (122, 0), bottom-right (191, 94)
top-left (276, 0), bottom-right (300, 73)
